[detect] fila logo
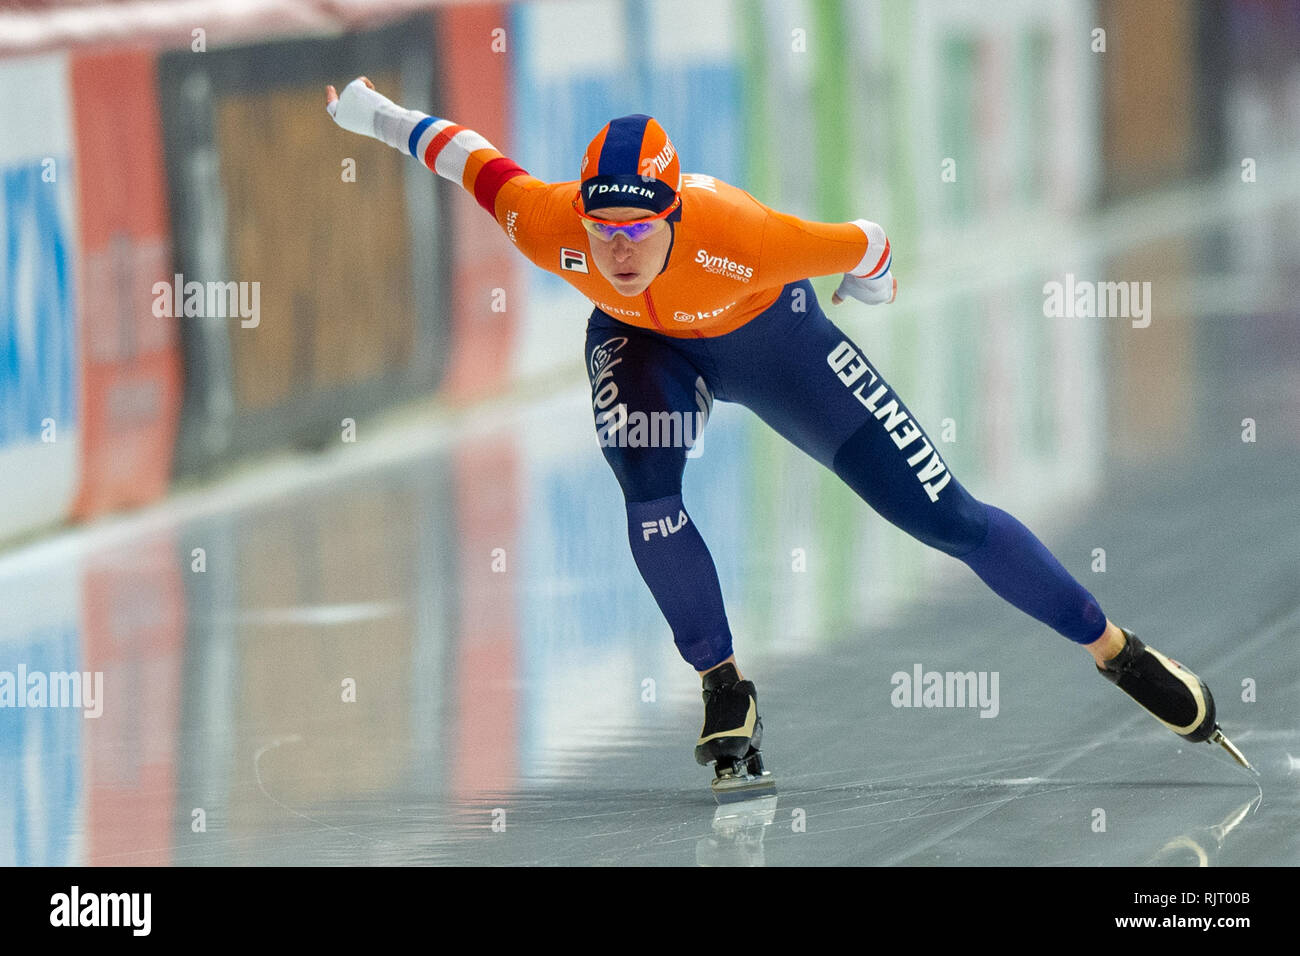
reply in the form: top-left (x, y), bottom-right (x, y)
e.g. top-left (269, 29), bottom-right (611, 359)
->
top-left (642, 510), bottom-right (689, 541)
top-left (561, 247), bottom-right (589, 273)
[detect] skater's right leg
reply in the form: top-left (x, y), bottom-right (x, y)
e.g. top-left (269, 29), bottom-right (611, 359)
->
top-left (584, 317), bottom-right (735, 673)
top-left (586, 317), bottom-right (772, 783)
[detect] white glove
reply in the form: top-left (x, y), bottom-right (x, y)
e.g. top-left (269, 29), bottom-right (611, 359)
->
top-left (832, 271), bottom-right (897, 306)
top-left (326, 77), bottom-right (426, 152)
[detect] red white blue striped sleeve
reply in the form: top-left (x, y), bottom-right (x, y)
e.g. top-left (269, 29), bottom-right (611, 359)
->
top-left (406, 115), bottom-right (528, 215)
top-left (848, 219), bottom-right (891, 279)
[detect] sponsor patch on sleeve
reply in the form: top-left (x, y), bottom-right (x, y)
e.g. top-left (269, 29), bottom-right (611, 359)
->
top-left (560, 248), bottom-right (589, 273)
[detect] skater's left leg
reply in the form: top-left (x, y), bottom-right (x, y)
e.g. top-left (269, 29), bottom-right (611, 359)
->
top-left (1083, 620), bottom-right (1127, 663)
top-left (706, 283), bottom-right (1244, 759)
top-left (708, 281), bottom-right (1107, 646)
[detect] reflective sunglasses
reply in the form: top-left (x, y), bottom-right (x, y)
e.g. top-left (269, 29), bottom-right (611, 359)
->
top-left (572, 193), bottom-right (680, 242)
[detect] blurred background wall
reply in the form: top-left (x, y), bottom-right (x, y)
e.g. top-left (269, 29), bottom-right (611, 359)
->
top-left (2, 0), bottom-right (1297, 545)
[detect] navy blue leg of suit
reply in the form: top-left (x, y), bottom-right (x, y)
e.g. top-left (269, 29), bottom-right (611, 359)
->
top-left (584, 323), bottom-right (736, 670)
top-left (585, 281), bottom-right (1107, 671)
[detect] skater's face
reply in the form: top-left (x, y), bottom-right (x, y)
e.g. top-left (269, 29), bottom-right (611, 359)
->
top-left (583, 206), bottom-right (672, 298)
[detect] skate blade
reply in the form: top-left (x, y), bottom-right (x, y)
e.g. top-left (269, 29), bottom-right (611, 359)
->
top-left (1209, 727), bottom-right (1259, 776)
top-left (711, 771), bottom-right (777, 805)
top-left (711, 793), bottom-right (779, 832)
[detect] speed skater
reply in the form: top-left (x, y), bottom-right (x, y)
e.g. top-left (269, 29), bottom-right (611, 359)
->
top-left (325, 77), bottom-right (1254, 798)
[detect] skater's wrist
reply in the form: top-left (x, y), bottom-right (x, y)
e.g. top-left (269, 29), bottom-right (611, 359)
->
top-left (848, 218), bottom-right (891, 280)
top-left (328, 77), bottom-right (428, 153)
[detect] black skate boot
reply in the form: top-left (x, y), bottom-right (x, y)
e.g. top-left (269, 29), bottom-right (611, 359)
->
top-left (695, 663), bottom-right (776, 803)
top-left (1098, 628), bottom-right (1256, 772)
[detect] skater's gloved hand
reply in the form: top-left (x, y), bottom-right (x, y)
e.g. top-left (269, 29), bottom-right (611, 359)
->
top-left (325, 76), bottom-right (425, 152)
top-left (325, 76), bottom-right (379, 133)
top-left (832, 270), bottom-right (897, 306)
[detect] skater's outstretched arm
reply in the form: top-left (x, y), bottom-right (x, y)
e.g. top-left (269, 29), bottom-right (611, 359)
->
top-left (326, 78), bottom-right (899, 306)
top-left (325, 76), bottom-right (550, 256)
top-left (750, 202), bottom-right (897, 307)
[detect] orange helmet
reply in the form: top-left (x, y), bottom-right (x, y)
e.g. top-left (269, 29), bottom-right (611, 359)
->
top-left (577, 114), bottom-right (682, 221)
